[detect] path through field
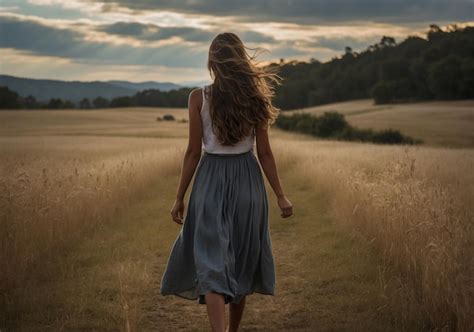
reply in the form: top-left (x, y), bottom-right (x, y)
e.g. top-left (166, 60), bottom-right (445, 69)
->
top-left (17, 151), bottom-right (399, 331)
top-left (138, 159), bottom-right (397, 331)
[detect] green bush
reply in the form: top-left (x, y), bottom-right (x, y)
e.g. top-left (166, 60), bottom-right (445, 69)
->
top-left (371, 129), bottom-right (410, 144)
top-left (336, 126), bottom-right (374, 142)
top-left (317, 112), bottom-right (348, 137)
top-left (275, 111), bottom-right (420, 145)
top-left (162, 114), bottom-right (175, 121)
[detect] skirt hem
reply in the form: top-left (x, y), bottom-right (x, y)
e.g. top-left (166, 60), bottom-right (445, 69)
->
top-left (161, 288), bottom-right (275, 305)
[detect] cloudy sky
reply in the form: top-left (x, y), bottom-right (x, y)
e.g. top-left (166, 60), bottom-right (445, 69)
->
top-left (0, 0), bottom-right (472, 84)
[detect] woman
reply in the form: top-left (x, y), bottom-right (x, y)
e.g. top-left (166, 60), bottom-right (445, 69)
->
top-left (160, 32), bottom-right (293, 332)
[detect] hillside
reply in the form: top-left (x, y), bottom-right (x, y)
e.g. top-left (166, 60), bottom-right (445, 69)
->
top-left (0, 75), bottom-right (183, 103)
top-left (272, 24), bottom-right (474, 110)
top-left (285, 99), bottom-right (474, 148)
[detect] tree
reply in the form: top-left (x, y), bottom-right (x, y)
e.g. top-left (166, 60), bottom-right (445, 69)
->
top-left (379, 59), bottom-right (410, 81)
top-left (63, 100), bottom-right (75, 109)
top-left (429, 24), bottom-right (442, 33)
top-left (428, 55), bottom-right (463, 99)
top-left (93, 96), bottom-right (109, 108)
top-left (427, 24), bottom-right (445, 42)
top-left (380, 36), bottom-right (397, 48)
top-left (47, 98), bottom-right (64, 109)
top-left (79, 98), bottom-right (91, 109)
top-left (23, 95), bottom-right (39, 109)
top-left (110, 96), bottom-right (134, 107)
top-left (0, 86), bottom-right (20, 109)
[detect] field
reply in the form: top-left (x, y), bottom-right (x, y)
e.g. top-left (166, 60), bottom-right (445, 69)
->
top-left (1, 100), bottom-right (473, 331)
top-left (287, 99), bottom-right (474, 148)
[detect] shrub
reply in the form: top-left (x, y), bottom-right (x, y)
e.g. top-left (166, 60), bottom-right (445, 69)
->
top-left (162, 114), bottom-right (175, 121)
top-left (317, 112), bottom-right (348, 137)
top-left (294, 113), bottom-right (317, 135)
top-left (275, 111), bottom-right (420, 145)
top-left (336, 126), bottom-right (374, 142)
top-left (372, 129), bottom-right (411, 144)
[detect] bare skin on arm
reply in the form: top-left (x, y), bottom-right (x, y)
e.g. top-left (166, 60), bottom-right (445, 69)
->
top-left (255, 126), bottom-right (293, 218)
top-left (170, 88), bottom-right (203, 225)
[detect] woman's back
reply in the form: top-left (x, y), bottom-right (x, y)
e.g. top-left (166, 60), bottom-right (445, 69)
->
top-left (201, 84), bottom-right (255, 154)
top-left (162, 32), bottom-right (292, 331)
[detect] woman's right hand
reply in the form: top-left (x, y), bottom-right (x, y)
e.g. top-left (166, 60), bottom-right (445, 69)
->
top-left (277, 195), bottom-right (293, 218)
top-left (170, 199), bottom-right (185, 225)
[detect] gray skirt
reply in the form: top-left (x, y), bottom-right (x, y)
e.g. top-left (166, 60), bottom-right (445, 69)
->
top-left (160, 149), bottom-right (276, 305)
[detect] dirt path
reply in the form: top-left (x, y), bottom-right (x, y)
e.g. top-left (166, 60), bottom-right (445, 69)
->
top-left (137, 165), bottom-right (398, 331)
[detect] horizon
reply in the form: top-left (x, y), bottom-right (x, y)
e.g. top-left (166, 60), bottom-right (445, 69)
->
top-left (0, 1), bottom-right (473, 84)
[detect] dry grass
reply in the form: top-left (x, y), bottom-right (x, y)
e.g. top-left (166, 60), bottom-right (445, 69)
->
top-left (287, 99), bottom-right (474, 148)
top-left (0, 135), bottom-right (184, 323)
top-left (1, 106), bottom-right (473, 330)
top-left (0, 107), bottom-right (189, 138)
top-left (4, 140), bottom-right (400, 331)
top-left (273, 138), bottom-right (474, 330)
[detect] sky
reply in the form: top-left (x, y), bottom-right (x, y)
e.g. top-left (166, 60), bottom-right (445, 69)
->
top-left (0, 0), bottom-right (472, 85)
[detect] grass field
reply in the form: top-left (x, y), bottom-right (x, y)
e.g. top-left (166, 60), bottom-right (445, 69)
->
top-left (1, 100), bottom-right (473, 331)
top-left (287, 99), bottom-right (474, 148)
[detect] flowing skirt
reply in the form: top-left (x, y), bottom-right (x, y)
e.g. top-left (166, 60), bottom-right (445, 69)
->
top-left (160, 149), bottom-right (276, 305)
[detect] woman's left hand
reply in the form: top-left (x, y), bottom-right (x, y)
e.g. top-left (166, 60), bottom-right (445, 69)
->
top-left (170, 199), bottom-right (185, 225)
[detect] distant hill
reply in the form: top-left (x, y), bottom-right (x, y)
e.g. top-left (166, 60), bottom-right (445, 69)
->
top-left (178, 79), bottom-right (212, 88)
top-left (0, 75), bottom-right (184, 102)
top-left (106, 80), bottom-right (182, 92)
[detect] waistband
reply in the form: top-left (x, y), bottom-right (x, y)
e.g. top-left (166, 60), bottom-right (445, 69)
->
top-left (203, 149), bottom-right (252, 156)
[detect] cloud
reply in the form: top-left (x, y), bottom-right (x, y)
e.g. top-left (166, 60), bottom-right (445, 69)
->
top-left (0, 15), bottom-right (209, 67)
top-left (96, 22), bottom-right (214, 42)
top-left (2, 0), bottom-right (87, 20)
top-left (0, 15), bottom-right (84, 55)
top-left (239, 30), bottom-right (276, 44)
top-left (305, 36), bottom-right (381, 52)
top-left (95, 21), bottom-right (277, 44)
top-left (84, 0), bottom-right (474, 25)
top-left (0, 48), bottom-right (209, 83)
top-left (2, 1), bottom-right (471, 83)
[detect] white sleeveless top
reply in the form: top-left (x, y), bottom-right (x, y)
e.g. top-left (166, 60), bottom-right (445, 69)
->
top-left (200, 85), bottom-right (255, 154)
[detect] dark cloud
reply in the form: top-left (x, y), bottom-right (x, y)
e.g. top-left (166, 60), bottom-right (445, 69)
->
top-left (239, 30), bottom-right (276, 44)
top-left (0, 16), bottom-right (84, 56)
top-left (95, 22), bottom-right (276, 44)
top-left (0, 15), bottom-right (208, 67)
top-left (96, 22), bottom-right (215, 42)
top-left (85, 0), bottom-right (474, 25)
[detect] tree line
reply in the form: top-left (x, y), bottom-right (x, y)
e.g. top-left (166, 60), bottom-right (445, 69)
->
top-left (0, 86), bottom-right (194, 110)
top-left (271, 24), bottom-right (473, 108)
top-left (1, 23), bottom-right (472, 110)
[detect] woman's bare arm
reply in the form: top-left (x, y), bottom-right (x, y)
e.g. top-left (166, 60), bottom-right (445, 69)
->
top-left (170, 88), bottom-right (203, 224)
top-left (256, 125), bottom-right (293, 218)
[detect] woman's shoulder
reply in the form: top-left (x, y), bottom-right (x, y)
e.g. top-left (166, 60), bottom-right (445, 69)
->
top-left (189, 84), bottom-right (210, 99)
top-left (188, 87), bottom-right (204, 112)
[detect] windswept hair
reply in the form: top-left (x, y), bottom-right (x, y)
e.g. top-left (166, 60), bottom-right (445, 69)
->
top-left (206, 32), bottom-right (282, 146)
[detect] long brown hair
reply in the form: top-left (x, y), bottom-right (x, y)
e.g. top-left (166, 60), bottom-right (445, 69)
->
top-left (206, 32), bottom-right (282, 146)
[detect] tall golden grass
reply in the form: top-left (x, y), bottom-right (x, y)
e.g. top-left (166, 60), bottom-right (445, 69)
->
top-left (0, 136), bottom-right (183, 317)
top-left (271, 138), bottom-right (474, 330)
